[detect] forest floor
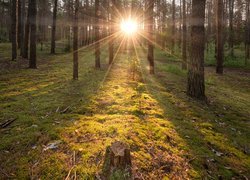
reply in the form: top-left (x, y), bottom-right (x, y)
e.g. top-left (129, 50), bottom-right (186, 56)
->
top-left (0, 43), bottom-right (250, 179)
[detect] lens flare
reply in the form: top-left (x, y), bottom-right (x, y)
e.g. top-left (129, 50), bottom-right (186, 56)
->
top-left (120, 19), bottom-right (138, 35)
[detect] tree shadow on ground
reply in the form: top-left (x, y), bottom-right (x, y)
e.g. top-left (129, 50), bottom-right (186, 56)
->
top-left (138, 49), bottom-right (250, 179)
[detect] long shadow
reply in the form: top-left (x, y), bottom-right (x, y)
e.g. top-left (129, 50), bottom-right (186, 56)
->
top-left (0, 46), bottom-right (112, 179)
top-left (136, 46), bottom-right (250, 179)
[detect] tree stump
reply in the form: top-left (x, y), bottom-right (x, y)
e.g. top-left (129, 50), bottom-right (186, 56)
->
top-left (102, 141), bottom-right (132, 180)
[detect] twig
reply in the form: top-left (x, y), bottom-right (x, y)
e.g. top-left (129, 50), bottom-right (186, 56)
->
top-left (61, 106), bottom-right (71, 114)
top-left (65, 166), bottom-right (75, 180)
top-left (56, 106), bottom-right (60, 113)
top-left (65, 151), bottom-right (77, 180)
top-left (0, 118), bottom-right (17, 129)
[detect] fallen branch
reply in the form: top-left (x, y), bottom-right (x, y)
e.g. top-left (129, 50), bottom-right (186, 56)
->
top-left (0, 118), bottom-right (17, 129)
top-left (60, 106), bottom-right (71, 114)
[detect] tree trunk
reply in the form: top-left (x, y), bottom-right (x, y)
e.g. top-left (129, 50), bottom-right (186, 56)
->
top-left (206, 0), bottom-right (212, 53)
top-left (17, 0), bottom-right (21, 49)
top-left (179, 0), bottom-right (182, 48)
top-left (246, 0), bottom-right (250, 65)
top-left (187, 0), bottom-right (206, 100)
top-left (20, 0), bottom-right (25, 56)
top-left (171, 0), bottom-right (176, 54)
top-left (29, 0), bottom-right (37, 69)
top-left (229, 0), bottom-right (234, 57)
top-left (95, 0), bottom-right (101, 68)
top-left (216, 0), bottom-right (224, 74)
top-left (102, 141), bottom-right (132, 179)
top-left (182, 0), bottom-right (187, 69)
top-left (11, 0), bottom-right (18, 61)
top-left (109, 0), bottom-right (115, 65)
top-left (23, 0), bottom-right (31, 59)
top-left (161, 3), bottom-right (167, 49)
top-left (73, 0), bottom-right (79, 80)
top-left (8, 0), bottom-right (12, 42)
top-left (51, 0), bottom-right (58, 54)
top-left (146, 0), bottom-right (155, 74)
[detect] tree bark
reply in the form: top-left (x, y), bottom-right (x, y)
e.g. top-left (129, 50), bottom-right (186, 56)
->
top-left (109, 0), bottom-right (114, 65)
top-left (182, 0), bottom-right (187, 70)
top-left (102, 141), bottom-right (132, 179)
top-left (171, 0), bottom-right (176, 54)
top-left (11, 0), bottom-right (18, 61)
top-left (20, 0), bottom-right (25, 56)
top-left (17, 0), bottom-right (21, 49)
top-left (51, 0), bottom-right (58, 54)
top-left (246, 0), bottom-right (250, 65)
top-left (146, 0), bottom-right (155, 74)
top-left (29, 0), bottom-right (37, 69)
top-left (179, 0), bottom-right (182, 48)
top-left (216, 0), bottom-right (224, 74)
top-left (73, 0), bottom-right (79, 80)
top-left (229, 0), bottom-right (234, 57)
top-left (161, 2), bottom-right (167, 49)
top-left (187, 0), bottom-right (206, 100)
top-left (23, 0), bottom-right (31, 59)
top-left (95, 0), bottom-right (101, 68)
top-left (206, 0), bottom-right (212, 53)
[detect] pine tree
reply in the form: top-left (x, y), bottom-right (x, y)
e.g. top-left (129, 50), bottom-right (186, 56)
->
top-left (73, 0), bottom-right (79, 80)
top-left (182, 0), bottom-right (187, 69)
top-left (95, 0), bottom-right (101, 68)
top-left (29, 0), bottom-right (37, 68)
top-left (11, 0), bottom-right (18, 60)
top-left (146, 0), bottom-right (155, 74)
top-left (187, 0), bottom-right (206, 100)
top-left (216, 0), bottom-right (224, 74)
top-left (23, 0), bottom-right (31, 59)
top-left (51, 0), bottom-right (58, 54)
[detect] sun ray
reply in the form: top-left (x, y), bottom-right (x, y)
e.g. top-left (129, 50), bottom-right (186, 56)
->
top-left (97, 33), bottom-right (126, 91)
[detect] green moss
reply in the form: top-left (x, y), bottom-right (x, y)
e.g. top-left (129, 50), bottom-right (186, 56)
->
top-left (0, 43), bottom-right (249, 179)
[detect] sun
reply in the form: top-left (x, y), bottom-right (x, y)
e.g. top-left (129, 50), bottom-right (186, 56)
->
top-left (120, 19), bottom-right (138, 35)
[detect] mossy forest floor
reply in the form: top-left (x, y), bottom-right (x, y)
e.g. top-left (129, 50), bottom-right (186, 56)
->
top-left (0, 43), bottom-right (249, 179)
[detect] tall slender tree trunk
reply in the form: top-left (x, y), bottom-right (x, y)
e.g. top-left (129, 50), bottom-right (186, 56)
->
top-left (182, 0), bottom-right (187, 69)
top-left (95, 0), bottom-right (101, 68)
top-left (29, 0), bottom-right (37, 68)
top-left (187, 0), bottom-right (206, 100)
top-left (171, 0), bottom-right (176, 54)
top-left (246, 0), bottom-right (250, 65)
top-left (8, 0), bottom-right (12, 42)
top-left (11, 0), bottom-right (18, 61)
top-left (51, 0), bottom-right (58, 54)
top-left (179, 0), bottom-right (182, 48)
top-left (20, 0), bottom-right (25, 56)
top-left (161, 3), bottom-right (167, 49)
top-left (73, 0), bottom-right (79, 80)
top-left (146, 0), bottom-right (155, 74)
top-left (23, 0), bottom-right (31, 59)
top-left (109, 0), bottom-right (115, 65)
top-left (216, 0), bottom-right (224, 74)
top-left (206, 0), bottom-right (212, 53)
top-left (229, 0), bottom-right (234, 57)
top-left (66, 0), bottom-right (72, 51)
top-left (17, 0), bottom-right (21, 49)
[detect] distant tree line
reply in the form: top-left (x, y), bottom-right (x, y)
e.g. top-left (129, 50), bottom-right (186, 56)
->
top-left (0, 0), bottom-right (249, 100)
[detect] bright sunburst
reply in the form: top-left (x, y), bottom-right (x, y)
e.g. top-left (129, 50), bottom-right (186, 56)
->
top-left (120, 19), bottom-right (138, 35)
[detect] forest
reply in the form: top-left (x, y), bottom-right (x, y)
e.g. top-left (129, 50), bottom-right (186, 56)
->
top-left (0, 0), bottom-right (249, 179)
